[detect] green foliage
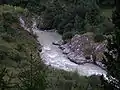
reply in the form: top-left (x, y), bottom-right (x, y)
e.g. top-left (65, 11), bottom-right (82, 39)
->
top-left (0, 68), bottom-right (11, 90)
top-left (62, 31), bottom-right (73, 40)
top-left (1, 33), bottom-right (16, 42)
top-left (9, 0), bottom-right (103, 39)
top-left (11, 0), bottom-right (46, 14)
top-left (97, 19), bottom-right (114, 35)
top-left (0, 5), bottom-right (40, 89)
top-left (102, 2), bottom-right (120, 89)
top-left (18, 54), bottom-right (47, 90)
top-left (74, 15), bottom-right (85, 32)
top-left (0, 5), bottom-right (27, 15)
top-left (112, 10), bottom-right (120, 29)
top-left (102, 28), bottom-right (120, 89)
top-left (46, 69), bottom-right (104, 90)
top-left (94, 34), bottom-right (105, 42)
top-left (2, 0), bottom-right (115, 39)
top-left (98, 0), bottom-right (115, 7)
top-left (6, 0), bottom-right (114, 42)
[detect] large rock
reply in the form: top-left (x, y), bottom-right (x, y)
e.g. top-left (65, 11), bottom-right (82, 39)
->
top-left (63, 48), bottom-right (70, 54)
top-left (60, 32), bottom-right (106, 67)
top-left (52, 40), bottom-right (64, 46)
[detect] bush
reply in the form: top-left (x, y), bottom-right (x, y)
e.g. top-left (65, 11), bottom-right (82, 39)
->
top-left (4, 0), bottom-right (104, 37)
top-left (18, 54), bottom-right (47, 90)
top-left (0, 5), bottom-right (26, 14)
top-left (95, 19), bottom-right (114, 35)
top-left (62, 32), bottom-right (73, 40)
top-left (94, 34), bottom-right (105, 42)
top-left (46, 69), bottom-right (104, 90)
top-left (1, 34), bottom-right (16, 42)
top-left (98, 0), bottom-right (115, 7)
top-left (0, 49), bottom-right (8, 61)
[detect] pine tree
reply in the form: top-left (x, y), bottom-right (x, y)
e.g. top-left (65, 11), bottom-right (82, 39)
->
top-left (18, 53), bottom-right (47, 90)
top-left (112, 0), bottom-right (120, 29)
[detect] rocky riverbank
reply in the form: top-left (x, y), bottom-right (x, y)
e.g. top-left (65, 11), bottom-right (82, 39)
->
top-left (53, 32), bottom-right (107, 68)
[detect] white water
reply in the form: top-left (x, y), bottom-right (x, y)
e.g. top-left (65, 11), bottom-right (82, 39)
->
top-left (20, 17), bottom-right (107, 76)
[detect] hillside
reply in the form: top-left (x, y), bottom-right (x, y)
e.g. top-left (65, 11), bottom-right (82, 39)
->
top-left (0, 5), bottom-right (106, 90)
top-left (0, 0), bottom-right (119, 90)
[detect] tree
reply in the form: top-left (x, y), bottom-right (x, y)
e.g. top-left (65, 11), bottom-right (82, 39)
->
top-left (112, 0), bottom-right (120, 29)
top-left (0, 68), bottom-right (15, 90)
top-left (18, 53), bottom-right (47, 90)
top-left (102, 28), bottom-right (120, 90)
top-left (102, 0), bottom-right (120, 89)
top-left (0, 0), bottom-right (11, 4)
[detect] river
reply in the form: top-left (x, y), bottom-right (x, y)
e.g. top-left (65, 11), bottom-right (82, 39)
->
top-left (20, 17), bottom-right (107, 77)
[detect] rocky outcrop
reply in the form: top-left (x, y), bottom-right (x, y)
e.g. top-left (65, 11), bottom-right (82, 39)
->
top-left (59, 32), bottom-right (107, 67)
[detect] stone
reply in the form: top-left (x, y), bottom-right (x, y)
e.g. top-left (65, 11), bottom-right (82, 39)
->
top-left (59, 44), bottom-right (68, 50)
top-left (63, 48), bottom-right (70, 54)
top-left (38, 46), bottom-right (42, 52)
top-left (96, 61), bottom-right (106, 69)
top-left (85, 56), bottom-right (91, 59)
top-left (52, 40), bottom-right (64, 46)
top-left (60, 32), bottom-right (107, 66)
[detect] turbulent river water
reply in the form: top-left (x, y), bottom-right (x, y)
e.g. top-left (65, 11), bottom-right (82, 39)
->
top-left (20, 17), bottom-right (107, 77)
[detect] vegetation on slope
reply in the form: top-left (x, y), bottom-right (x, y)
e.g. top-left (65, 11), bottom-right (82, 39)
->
top-left (5, 0), bottom-right (114, 41)
top-left (101, 0), bottom-right (120, 89)
top-left (0, 5), bottom-right (46, 90)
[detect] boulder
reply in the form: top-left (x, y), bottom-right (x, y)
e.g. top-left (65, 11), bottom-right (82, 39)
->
top-left (60, 32), bottom-right (106, 67)
top-left (52, 40), bottom-right (64, 46)
top-left (63, 48), bottom-right (70, 54)
top-left (38, 46), bottom-right (42, 52)
top-left (59, 44), bottom-right (68, 50)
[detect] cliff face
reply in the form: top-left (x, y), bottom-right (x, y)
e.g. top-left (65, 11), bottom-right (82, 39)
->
top-left (59, 32), bottom-right (106, 67)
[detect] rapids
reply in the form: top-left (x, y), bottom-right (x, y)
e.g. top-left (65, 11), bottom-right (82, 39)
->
top-left (20, 17), bottom-right (107, 76)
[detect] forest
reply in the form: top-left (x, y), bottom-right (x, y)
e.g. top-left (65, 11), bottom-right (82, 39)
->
top-left (0, 0), bottom-right (120, 90)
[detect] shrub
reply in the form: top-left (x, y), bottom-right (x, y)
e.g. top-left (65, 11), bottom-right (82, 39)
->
top-left (46, 69), bottom-right (104, 90)
top-left (0, 5), bottom-right (25, 14)
top-left (94, 34), bottom-right (105, 42)
top-left (1, 34), bottom-right (15, 42)
top-left (14, 6), bottom-right (25, 13)
top-left (95, 19), bottom-right (114, 35)
top-left (62, 32), bottom-right (73, 40)
top-left (18, 54), bottom-right (47, 90)
top-left (0, 49), bottom-right (8, 61)
top-left (98, 0), bottom-right (115, 7)
top-left (0, 68), bottom-right (13, 90)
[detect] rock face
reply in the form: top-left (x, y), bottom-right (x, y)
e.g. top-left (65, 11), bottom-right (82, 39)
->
top-left (59, 32), bottom-right (106, 67)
